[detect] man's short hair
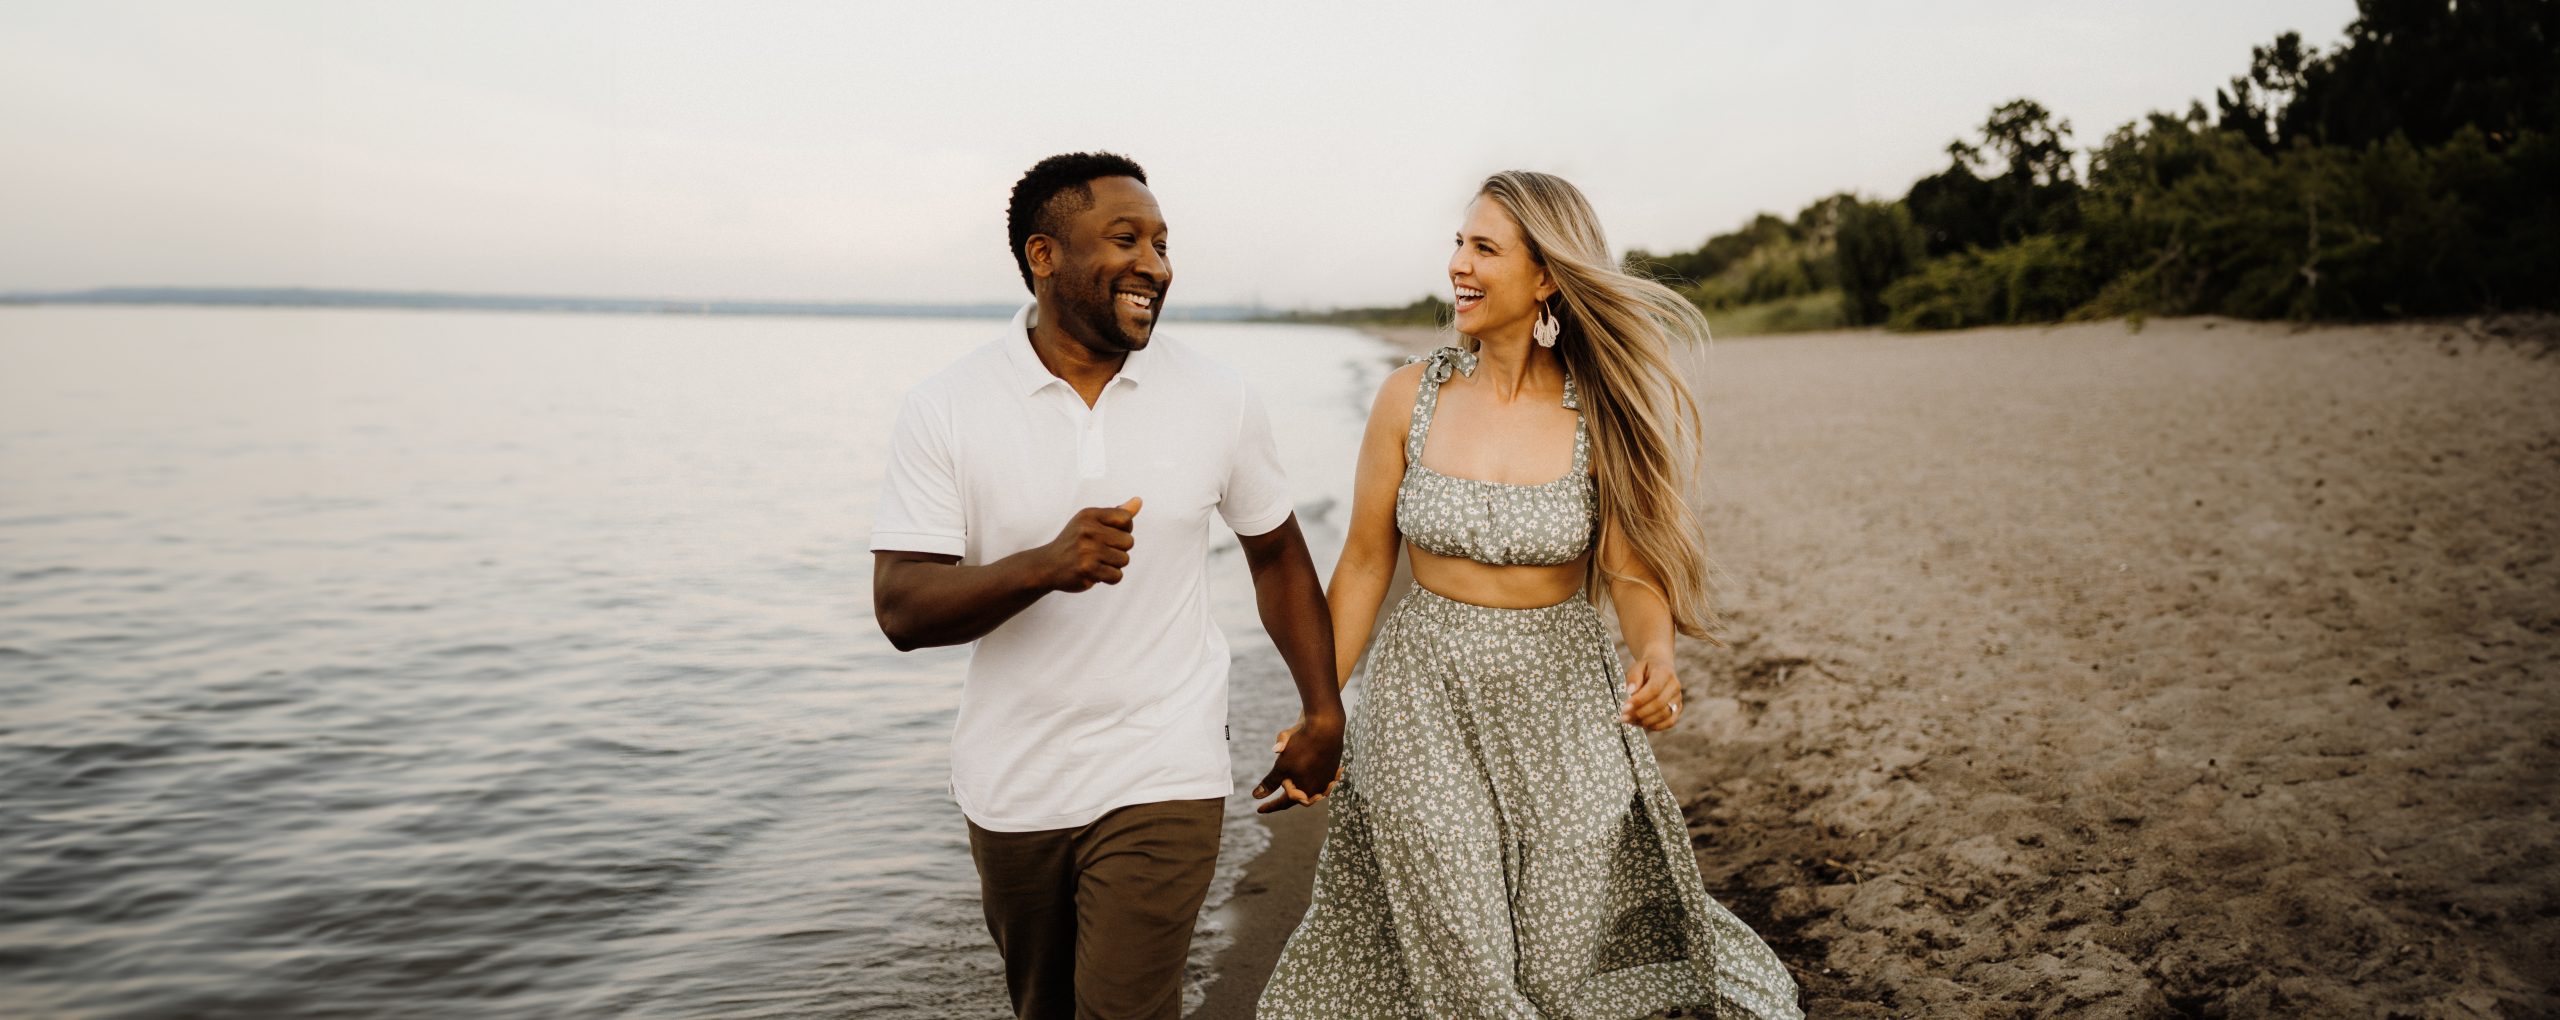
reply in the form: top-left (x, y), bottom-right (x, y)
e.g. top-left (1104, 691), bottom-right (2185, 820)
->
top-left (1007, 152), bottom-right (1149, 293)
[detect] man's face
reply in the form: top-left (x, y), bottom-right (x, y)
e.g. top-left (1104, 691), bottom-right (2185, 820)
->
top-left (1040, 176), bottom-right (1170, 353)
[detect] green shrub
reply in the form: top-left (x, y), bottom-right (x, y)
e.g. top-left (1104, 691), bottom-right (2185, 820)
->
top-left (1884, 235), bottom-right (2098, 330)
top-left (1835, 200), bottom-right (1926, 326)
top-left (1710, 290), bottom-right (1849, 337)
top-left (2074, 118), bottom-right (2554, 321)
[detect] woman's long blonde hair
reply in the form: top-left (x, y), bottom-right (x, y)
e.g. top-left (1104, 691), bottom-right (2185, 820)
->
top-left (1476, 170), bottom-right (1721, 641)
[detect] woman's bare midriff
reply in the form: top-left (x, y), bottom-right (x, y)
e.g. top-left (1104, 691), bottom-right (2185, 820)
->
top-left (1406, 543), bottom-right (1589, 609)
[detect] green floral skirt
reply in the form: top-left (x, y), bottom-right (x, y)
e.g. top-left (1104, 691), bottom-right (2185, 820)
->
top-left (1259, 587), bottom-right (1802, 1019)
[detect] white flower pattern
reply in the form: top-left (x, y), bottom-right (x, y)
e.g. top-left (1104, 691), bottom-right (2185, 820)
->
top-left (1395, 347), bottom-right (1596, 568)
top-left (1258, 347), bottom-right (1802, 1019)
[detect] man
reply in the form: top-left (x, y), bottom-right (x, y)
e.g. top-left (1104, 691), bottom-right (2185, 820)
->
top-left (869, 151), bottom-right (1345, 1019)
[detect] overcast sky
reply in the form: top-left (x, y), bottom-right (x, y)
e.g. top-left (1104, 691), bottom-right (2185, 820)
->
top-left (0, 1), bottom-right (2356, 309)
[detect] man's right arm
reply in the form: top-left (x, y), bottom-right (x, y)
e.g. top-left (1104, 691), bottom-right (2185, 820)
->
top-left (872, 498), bottom-right (1139, 651)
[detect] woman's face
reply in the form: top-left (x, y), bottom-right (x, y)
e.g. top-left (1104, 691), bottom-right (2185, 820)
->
top-left (1448, 195), bottom-right (1553, 340)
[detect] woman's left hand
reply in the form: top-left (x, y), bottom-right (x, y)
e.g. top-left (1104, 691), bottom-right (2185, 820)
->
top-left (1622, 656), bottom-right (1683, 731)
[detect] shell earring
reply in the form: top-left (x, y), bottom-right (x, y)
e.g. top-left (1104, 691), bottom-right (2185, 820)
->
top-left (1533, 302), bottom-right (1560, 348)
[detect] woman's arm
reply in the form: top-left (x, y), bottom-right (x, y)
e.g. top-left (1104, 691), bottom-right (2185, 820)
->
top-left (1323, 363), bottom-right (1425, 687)
top-left (1600, 518), bottom-right (1684, 731)
top-left (1273, 364), bottom-right (1420, 774)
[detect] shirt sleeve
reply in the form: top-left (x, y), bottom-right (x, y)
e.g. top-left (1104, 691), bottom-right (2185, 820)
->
top-left (869, 390), bottom-right (968, 557)
top-left (1218, 380), bottom-right (1295, 537)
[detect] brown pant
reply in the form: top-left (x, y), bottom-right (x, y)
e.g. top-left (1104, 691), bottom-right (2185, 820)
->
top-left (966, 798), bottom-right (1224, 1020)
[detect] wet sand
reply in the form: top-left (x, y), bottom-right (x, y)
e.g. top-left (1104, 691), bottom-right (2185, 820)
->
top-left (1195, 316), bottom-right (2559, 1018)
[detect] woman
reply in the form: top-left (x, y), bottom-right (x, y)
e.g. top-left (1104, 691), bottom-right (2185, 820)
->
top-left (1257, 172), bottom-right (1802, 1018)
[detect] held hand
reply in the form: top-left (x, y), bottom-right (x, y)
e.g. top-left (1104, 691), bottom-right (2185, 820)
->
top-left (1271, 720), bottom-right (1348, 786)
top-left (1255, 712), bottom-right (1344, 814)
top-left (1041, 497), bottom-right (1141, 592)
top-left (1622, 656), bottom-right (1683, 732)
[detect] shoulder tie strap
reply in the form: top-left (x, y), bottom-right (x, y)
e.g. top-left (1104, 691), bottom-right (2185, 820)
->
top-left (1405, 346), bottom-right (1474, 462)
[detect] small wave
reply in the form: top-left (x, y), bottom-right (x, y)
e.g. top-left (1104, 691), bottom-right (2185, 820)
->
top-left (378, 531), bottom-right (468, 543)
top-left (568, 737), bottom-right (684, 758)
top-left (0, 511), bottom-right (124, 528)
top-left (28, 739), bottom-right (182, 770)
top-left (182, 696), bottom-right (301, 714)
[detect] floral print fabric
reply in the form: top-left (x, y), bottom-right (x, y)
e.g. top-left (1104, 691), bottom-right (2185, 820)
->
top-left (1258, 584), bottom-right (1804, 1019)
top-left (1395, 346), bottom-right (1599, 568)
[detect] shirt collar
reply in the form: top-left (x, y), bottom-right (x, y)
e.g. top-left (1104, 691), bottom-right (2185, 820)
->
top-left (1000, 302), bottom-right (1152, 396)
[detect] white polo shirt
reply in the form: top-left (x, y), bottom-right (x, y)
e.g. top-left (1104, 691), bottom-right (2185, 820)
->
top-left (870, 305), bottom-right (1295, 832)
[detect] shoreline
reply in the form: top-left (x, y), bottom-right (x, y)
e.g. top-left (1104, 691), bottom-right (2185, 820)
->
top-left (1193, 558), bottom-right (1421, 1019)
top-left (1188, 324), bottom-right (1427, 1020)
top-left (1190, 801), bottom-right (1328, 1017)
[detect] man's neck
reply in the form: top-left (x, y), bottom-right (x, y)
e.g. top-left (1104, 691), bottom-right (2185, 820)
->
top-left (1027, 306), bottom-right (1126, 408)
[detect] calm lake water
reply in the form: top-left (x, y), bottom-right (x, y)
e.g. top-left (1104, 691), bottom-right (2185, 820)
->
top-left (0, 306), bottom-right (1388, 1019)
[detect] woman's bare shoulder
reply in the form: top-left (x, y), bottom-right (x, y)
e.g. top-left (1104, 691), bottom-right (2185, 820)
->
top-left (1368, 360), bottom-right (1429, 425)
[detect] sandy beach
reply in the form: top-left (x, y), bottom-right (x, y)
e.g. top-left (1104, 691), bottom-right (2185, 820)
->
top-left (1194, 317), bottom-right (2559, 1018)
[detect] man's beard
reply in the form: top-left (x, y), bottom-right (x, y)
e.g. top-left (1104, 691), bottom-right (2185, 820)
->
top-left (1058, 269), bottom-right (1150, 353)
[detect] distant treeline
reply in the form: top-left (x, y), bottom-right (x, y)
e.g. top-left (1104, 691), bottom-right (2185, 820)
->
top-left (2, 287), bottom-right (1274, 322)
top-left (1314, 0), bottom-right (2554, 334)
top-left (1626, 0), bottom-right (2556, 331)
top-left (1268, 294), bottom-right (1453, 327)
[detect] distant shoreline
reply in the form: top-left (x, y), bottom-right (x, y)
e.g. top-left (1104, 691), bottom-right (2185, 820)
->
top-left (1346, 323), bottom-right (1451, 357)
top-left (0, 287), bottom-right (1277, 323)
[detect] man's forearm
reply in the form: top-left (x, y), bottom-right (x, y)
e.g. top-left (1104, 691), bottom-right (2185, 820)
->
top-left (1241, 520), bottom-right (1343, 723)
top-left (1259, 565), bottom-right (1343, 721)
top-left (873, 552), bottom-right (1053, 650)
top-left (876, 501), bottom-right (1138, 651)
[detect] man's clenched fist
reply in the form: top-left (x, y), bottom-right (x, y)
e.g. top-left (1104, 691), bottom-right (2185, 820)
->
top-left (1040, 497), bottom-right (1141, 592)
